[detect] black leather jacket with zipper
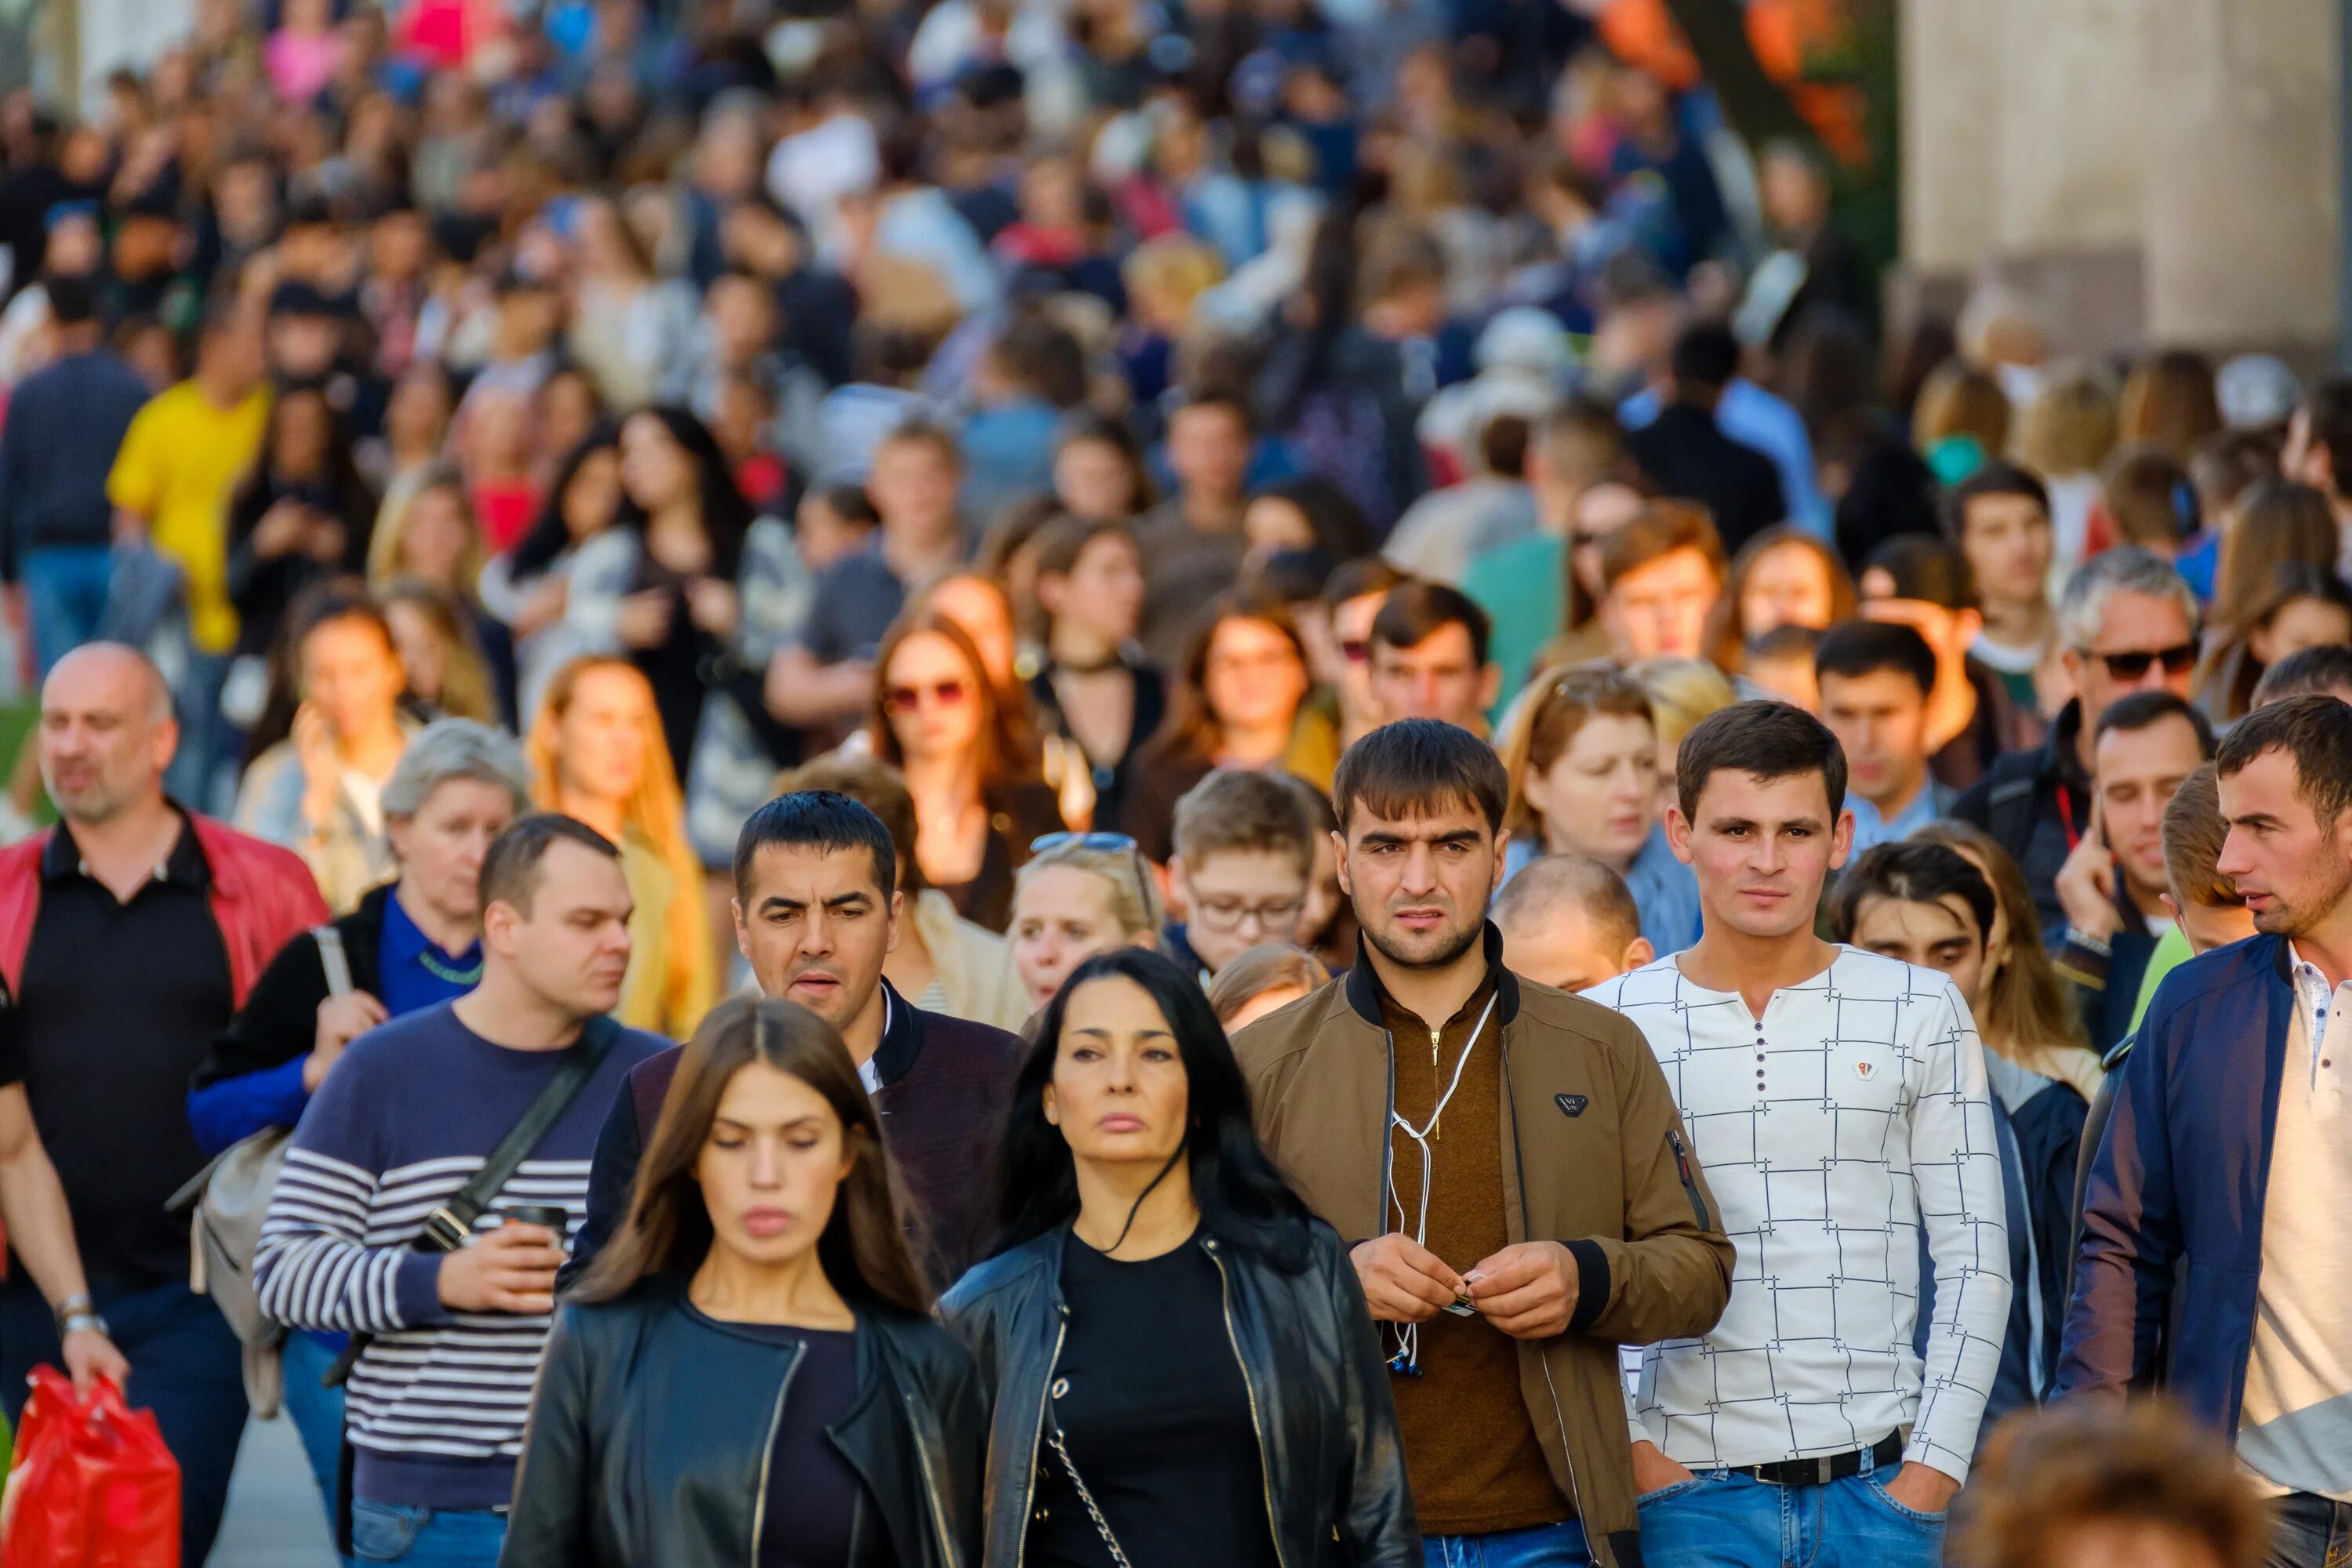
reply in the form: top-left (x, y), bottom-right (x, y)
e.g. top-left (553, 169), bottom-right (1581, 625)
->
top-left (500, 1275), bottom-right (987, 1568)
top-left (938, 1221), bottom-right (1419, 1568)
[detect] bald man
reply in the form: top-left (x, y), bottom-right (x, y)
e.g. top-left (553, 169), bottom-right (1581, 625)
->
top-left (0, 643), bottom-right (325, 1565)
top-left (1494, 852), bottom-right (1657, 993)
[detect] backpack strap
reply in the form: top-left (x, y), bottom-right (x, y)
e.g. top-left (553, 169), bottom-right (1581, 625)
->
top-left (314, 925), bottom-right (353, 998)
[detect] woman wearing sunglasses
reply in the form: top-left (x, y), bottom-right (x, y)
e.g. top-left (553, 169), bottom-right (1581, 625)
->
top-left (941, 948), bottom-right (1416, 1568)
top-left (1007, 833), bottom-right (1166, 1011)
top-left (503, 996), bottom-right (985, 1568)
top-left (869, 608), bottom-right (1066, 934)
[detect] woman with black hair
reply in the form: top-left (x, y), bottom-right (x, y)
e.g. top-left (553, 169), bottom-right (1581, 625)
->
top-left (563, 404), bottom-right (810, 871)
top-left (503, 996), bottom-right (985, 1567)
top-left (481, 424), bottom-right (624, 713)
top-left (225, 383), bottom-right (380, 661)
top-left (941, 947), bottom-right (1416, 1568)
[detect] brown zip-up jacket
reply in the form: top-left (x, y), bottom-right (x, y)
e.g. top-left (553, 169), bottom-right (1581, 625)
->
top-left (1234, 927), bottom-right (1734, 1568)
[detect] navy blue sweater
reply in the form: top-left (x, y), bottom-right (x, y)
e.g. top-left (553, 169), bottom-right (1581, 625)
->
top-left (0, 348), bottom-right (151, 577)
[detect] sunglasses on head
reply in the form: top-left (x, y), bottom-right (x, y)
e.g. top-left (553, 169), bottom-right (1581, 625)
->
top-left (883, 679), bottom-right (969, 716)
top-left (1030, 832), bottom-right (1156, 907)
top-left (2084, 642), bottom-right (2198, 681)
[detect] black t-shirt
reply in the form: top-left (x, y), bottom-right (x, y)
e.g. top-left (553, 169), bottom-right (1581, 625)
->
top-left (1028, 1234), bottom-right (1279, 1568)
top-left (16, 821), bottom-right (232, 1283)
top-left (726, 1318), bottom-right (888, 1568)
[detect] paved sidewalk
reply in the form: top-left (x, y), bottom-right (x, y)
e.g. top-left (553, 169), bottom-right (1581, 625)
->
top-left (211, 1413), bottom-right (336, 1567)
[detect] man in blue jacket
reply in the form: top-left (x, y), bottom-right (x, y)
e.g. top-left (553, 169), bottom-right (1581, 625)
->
top-left (2058, 694), bottom-right (2352, 1565)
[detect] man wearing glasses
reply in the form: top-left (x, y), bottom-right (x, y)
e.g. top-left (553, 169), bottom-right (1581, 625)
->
top-left (1163, 767), bottom-right (1317, 983)
top-left (1955, 546), bottom-right (2202, 935)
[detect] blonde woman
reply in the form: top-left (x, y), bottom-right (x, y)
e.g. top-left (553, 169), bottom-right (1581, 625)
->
top-left (527, 655), bottom-right (717, 1039)
top-left (1006, 833), bottom-right (1165, 1011)
top-left (2014, 362), bottom-right (2118, 579)
top-left (1625, 655), bottom-right (1738, 819)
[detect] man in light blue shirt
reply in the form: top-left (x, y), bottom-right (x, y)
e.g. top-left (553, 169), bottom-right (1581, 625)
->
top-left (1621, 376), bottom-right (1829, 539)
top-left (1817, 619), bottom-right (1952, 851)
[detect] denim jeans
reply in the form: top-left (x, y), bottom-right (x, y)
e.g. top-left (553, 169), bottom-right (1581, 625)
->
top-left (279, 1330), bottom-right (347, 1526)
top-left (1635, 1444), bottom-right (1944, 1568)
top-left (1424, 1519), bottom-right (1592, 1566)
top-left (2268, 1490), bottom-right (2352, 1568)
top-left (163, 649), bottom-right (234, 815)
top-left (0, 1274), bottom-right (250, 1567)
top-left (20, 543), bottom-right (112, 674)
top-left (345, 1502), bottom-right (508, 1567)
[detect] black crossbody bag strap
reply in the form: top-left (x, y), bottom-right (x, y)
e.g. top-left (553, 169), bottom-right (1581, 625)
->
top-left (328, 1016), bottom-right (619, 1552)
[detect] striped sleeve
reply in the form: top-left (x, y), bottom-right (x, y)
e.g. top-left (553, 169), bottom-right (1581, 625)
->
top-left (255, 1145), bottom-right (448, 1333)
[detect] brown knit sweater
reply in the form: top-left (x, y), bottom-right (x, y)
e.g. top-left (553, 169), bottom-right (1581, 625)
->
top-left (1374, 967), bottom-right (1569, 1536)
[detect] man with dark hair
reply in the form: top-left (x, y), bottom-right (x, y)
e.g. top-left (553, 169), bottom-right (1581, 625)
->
top-left (1814, 619), bottom-right (1951, 851)
top-left (1137, 391), bottom-right (1255, 666)
top-left (2283, 375), bottom-right (2352, 573)
top-left (1166, 767), bottom-right (1316, 981)
top-left (1946, 461), bottom-right (2057, 717)
top-left (1953, 546), bottom-right (2201, 933)
top-left (1369, 579), bottom-right (1501, 734)
top-left (1320, 556), bottom-right (1410, 748)
top-left (1596, 499), bottom-right (1727, 663)
top-left (571, 791), bottom-right (1026, 1290)
top-left (1592, 701), bottom-right (2008, 1566)
top-left (1622, 322), bottom-right (1786, 553)
top-left (2063, 696), bottom-right (2352, 1563)
top-left (1237, 719), bottom-right (1733, 1568)
top-left (2255, 644), bottom-right (2352, 708)
top-left (0, 270), bottom-right (151, 672)
top-left (1857, 533), bottom-right (2031, 793)
top-left (258, 813), bottom-right (665, 1566)
top-left (2051, 691), bottom-right (2216, 1055)
top-left (1490, 853), bottom-right (1653, 993)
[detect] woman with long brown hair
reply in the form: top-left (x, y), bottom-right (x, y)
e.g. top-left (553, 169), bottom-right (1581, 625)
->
top-left (868, 608), bottom-right (1064, 933)
top-left (1119, 592), bottom-right (1339, 865)
top-left (504, 998), bottom-right (985, 1568)
top-left (1703, 525), bottom-right (1857, 674)
top-left (527, 655), bottom-right (717, 1038)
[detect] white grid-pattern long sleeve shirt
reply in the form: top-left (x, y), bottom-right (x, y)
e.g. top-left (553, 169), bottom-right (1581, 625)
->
top-left (1585, 946), bottom-right (2010, 1483)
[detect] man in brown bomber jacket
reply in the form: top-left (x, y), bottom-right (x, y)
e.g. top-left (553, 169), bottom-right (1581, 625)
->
top-left (1236, 720), bottom-right (1733, 1568)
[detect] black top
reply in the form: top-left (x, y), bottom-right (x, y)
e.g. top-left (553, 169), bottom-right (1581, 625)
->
top-left (1028, 1235), bottom-right (1279, 1568)
top-left (1623, 401), bottom-right (1787, 555)
top-left (1029, 659), bottom-right (1167, 841)
top-left (17, 818), bottom-right (233, 1283)
top-left (726, 1319), bottom-right (889, 1568)
top-left (627, 549), bottom-right (717, 778)
top-left (931, 782), bottom-right (1065, 935)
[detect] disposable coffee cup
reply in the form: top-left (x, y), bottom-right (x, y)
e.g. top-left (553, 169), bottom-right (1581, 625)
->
top-left (505, 1203), bottom-right (572, 1246)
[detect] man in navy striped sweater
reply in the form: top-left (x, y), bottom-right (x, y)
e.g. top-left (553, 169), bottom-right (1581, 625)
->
top-left (256, 815), bottom-right (666, 1567)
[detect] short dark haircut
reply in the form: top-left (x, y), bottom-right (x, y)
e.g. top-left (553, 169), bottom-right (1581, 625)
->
top-left (2299, 376), bottom-right (2352, 499)
top-left (1945, 459), bottom-right (2051, 536)
top-left (815, 483), bottom-right (880, 529)
top-left (1370, 580), bottom-right (1491, 666)
top-left (1333, 719), bottom-right (1509, 835)
top-left (1747, 623), bottom-right (1820, 665)
top-left (2094, 689), bottom-right (2216, 758)
top-left (1865, 534), bottom-right (1979, 612)
top-left (778, 757), bottom-right (921, 891)
top-left (1320, 555), bottom-right (1409, 611)
top-left (732, 790), bottom-right (897, 902)
top-left (1824, 839), bottom-right (1995, 952)
top-left (1170, 388), bottom-right (1254, 435)
top-left (480, 813), bottom-right (621, 918)
top-left (1813, 619), bottom-right (1936, 699)
top-left (45, 272), bottom-right (96, 326)
top-left (2215, 693), bottom-right (2352, 833)
top-left (1670, 322), bottom-right (1740, 393)
top-left (1676, 699), bottom-right (1848, 822)
top-left (2254, 644), bottom-right (2352, 706)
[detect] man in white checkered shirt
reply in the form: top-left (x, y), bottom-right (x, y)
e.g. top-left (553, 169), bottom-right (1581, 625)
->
top-left (1584, 701), bottom-right (2009, 1568)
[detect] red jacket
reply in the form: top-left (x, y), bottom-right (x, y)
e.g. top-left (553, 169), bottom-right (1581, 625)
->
top-left (0, 813), bottom-right (328, 1006)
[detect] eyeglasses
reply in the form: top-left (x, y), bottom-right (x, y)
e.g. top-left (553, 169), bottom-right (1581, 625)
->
top-left (1190, 893), bottom-right (1306, 933)
top-left (2080, 642), bottom-right (2198, 681)
top-left (884, 678), bottom-right (970, 716)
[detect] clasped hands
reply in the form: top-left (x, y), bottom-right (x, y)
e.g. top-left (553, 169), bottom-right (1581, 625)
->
top-left (1349, 1232), bottom-right (1577, 1339)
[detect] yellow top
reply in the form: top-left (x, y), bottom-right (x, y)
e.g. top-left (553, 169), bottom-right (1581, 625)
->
top-left (106, 382), bottom-right (271, 654)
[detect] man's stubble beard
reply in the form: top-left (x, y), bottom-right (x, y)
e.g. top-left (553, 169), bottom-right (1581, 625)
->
top-left (1363, 909), bottom-right (1484, 974)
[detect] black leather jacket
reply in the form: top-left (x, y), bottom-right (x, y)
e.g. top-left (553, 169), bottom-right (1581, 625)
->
top-left (938, 1221), bottom-right (1417, 1568)
top-left (500, 1276), bottom-right (988, 1568)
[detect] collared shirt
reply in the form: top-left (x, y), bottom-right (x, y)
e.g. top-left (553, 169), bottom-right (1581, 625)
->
top-left (1846, 779), bottom-right (1948, 854)
top-left (1587, 946), bottom-right (2009, 1482)
top-left (18, 818), bottom-right (233, 1283)
top-left (376, 889), bottom-right (482, 1018)
top-left (2238, 948), bottom-right (2352, 1500)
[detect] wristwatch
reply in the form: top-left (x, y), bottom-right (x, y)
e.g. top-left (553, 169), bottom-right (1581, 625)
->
top-left (53, 1294), bottom-right (108, 1339)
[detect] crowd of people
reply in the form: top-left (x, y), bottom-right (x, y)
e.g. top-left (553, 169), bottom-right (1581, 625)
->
top-left (0, 2), bottom-right (2346, 1566)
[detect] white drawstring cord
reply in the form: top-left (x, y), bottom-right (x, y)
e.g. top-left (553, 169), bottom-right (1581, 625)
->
top-left (1385, 993), bottom-right (1498, 1376)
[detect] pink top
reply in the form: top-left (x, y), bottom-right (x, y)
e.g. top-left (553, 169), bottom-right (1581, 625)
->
top-left (264, 29), bottom-right (345, 103)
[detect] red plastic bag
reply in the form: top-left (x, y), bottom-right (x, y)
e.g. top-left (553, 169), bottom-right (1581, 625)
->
top-left (0, 1367), bottom-right (179, 1568)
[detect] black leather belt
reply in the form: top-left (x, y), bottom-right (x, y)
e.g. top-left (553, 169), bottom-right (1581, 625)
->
top-left (1740, 1430), bottom-right (1906, 1487)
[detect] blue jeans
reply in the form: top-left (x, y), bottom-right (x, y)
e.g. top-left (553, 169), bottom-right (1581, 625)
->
top-left (0, 1274), bottom-right (250, 1567)
top-left (164, 649), bottom-right (233, 815)
top-left (1425, 1519), bottom-right (1592, 1566)
top-left (20, 543), bottom-right (111, 674)
top-left (280, 1330), bottom-right (347, 1526)
top-left (2268, 1490), bottom-right (2352, 1568)
top-left (345, 1502), bottom-right (508, 1567)
top-left (1635, 1446), bottom-right (1944, 1568)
